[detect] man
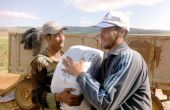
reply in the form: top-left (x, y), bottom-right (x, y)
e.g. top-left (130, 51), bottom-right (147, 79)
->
top-left (31, 21), bottom-right (82, 110)
top-left (63, 12), bottom-right (152, 110)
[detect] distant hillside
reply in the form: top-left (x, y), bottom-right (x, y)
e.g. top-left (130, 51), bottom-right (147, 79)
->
top-left (64, 26), bottom-right (100, 34)
top-left (65, 26), bottom-right (170, 35)
top-left (129, 28), bottom-right (170, 35)
top-left (0, 27), bottom-right (37, 33)
top-left (1, 26), bottom-right (170, 35)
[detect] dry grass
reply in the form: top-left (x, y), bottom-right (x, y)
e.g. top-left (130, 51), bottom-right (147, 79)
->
top-left (0, 32), bottom-right (8, 38)
top-left (0, 32), bottom-right (22, 110)
top-left (0, 100), bottom-right (21, 110)
top-left (0, 37), bottom-right (8, 71)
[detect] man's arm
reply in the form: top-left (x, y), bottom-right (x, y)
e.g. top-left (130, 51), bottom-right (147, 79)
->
top-left (76, 50), bottom-right (144, 110)
top-left (31, 57), bottom-right (83, 109)
top-left (31, 57), bottom-right (58, 109)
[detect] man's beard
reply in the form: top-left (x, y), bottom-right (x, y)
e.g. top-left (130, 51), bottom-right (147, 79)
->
top-left (103, 33), bottom-right (118, 50)
top-left (103, 41), bottom-right (115, 49)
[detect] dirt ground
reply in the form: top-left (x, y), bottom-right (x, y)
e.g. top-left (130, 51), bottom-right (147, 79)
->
top-left (0, 72), bottom-right (22, 110)
top-left (0, 72), bottom-right (20, 92)
top-left (156, 89), bottom-right (170, 110)
top-left (0, 73), bottom-right (170, 110)
top-left (0, 101), bottom-right (21, 110)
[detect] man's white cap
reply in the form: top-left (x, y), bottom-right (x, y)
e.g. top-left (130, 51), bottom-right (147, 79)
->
top-left (96, 12), bottom-right (130, 31)
top-left (42, 21), bottom-right (67, 35)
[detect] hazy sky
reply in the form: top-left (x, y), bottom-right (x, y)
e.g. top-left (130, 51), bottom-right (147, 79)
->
top-left (0, 0), bottom-right (170, 30)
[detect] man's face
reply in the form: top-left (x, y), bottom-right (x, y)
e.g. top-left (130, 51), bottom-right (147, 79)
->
top-left (46, 30), bottom-right (65, 49)
top-left (99, 27), bottom-right (120, 50)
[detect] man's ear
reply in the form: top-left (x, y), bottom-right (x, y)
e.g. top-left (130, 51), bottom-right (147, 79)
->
top-left (44, 34), bottom-right (51, 40)
top-left (44, 35), bottom-right (48, 40)
top-left (119, 28), bottom-right (126, 37)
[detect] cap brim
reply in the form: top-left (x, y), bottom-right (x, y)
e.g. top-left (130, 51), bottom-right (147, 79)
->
top-left (95, 22), bottom-right (116, 29)
top-left (62, 27), bottom-right (68, 30)
top-left (50, 27), bottom-right (68, 34)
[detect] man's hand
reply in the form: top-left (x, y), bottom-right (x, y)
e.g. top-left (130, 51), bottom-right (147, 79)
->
top-left (62, 56), bottom-right (85, 76)
top-left (56, 88), bottom-right (83, 106)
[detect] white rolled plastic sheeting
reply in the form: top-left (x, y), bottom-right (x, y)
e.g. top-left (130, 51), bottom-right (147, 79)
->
top-left (51, 45), bottom-right (103, 110)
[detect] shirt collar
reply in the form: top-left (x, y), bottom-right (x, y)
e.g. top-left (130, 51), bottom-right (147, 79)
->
top-left (104, 42), bottom-right (129, 58)
top-left (41, 48), bottom-right (63, 63)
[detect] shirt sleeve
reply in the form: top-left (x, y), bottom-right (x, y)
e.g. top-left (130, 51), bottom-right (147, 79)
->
top-left (31, 57), bottom-right (47, 88)
top-left (31, 57), bottom-right (59, 109)
top-left (76, 49), bottom-right (144, 110)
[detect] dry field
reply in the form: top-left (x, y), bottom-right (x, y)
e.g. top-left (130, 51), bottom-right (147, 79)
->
top-left (0, 32), bottom-right (8, 38)
top-left (0, 72), bottom-right (21, 110)
top-left (0, 33), bottom-right (21, 110)
top-left (0, 33), bottom-right (8, 71)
